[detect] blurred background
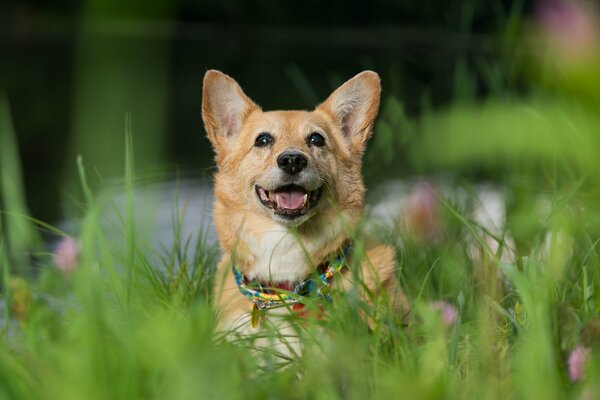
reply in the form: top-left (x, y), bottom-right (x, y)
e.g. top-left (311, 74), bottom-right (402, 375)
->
top-left (2, 0), bottom-right (540, 225)
top-left (3, 0), bottom-right (600, 226)
top-left (3, 3), bottom-right (600, 395)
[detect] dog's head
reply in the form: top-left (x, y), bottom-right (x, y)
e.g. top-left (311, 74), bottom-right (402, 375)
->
top-left (202, 70), bottom-right (381, 227)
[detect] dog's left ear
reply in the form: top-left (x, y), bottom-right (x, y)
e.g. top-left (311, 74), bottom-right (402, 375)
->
top-left (317, 71), bottom-right (381, 153)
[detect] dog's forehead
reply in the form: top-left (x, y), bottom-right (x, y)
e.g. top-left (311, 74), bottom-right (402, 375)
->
top-left (245, 110), bottom-right (330, 136)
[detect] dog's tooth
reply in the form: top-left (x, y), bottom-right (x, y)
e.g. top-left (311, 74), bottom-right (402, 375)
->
top-left (257, 187), bottom-right (269, 202)
top-left (302, 193), bottom-right (308, 206)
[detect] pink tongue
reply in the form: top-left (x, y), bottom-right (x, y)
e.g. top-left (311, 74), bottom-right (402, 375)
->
top-left (275, 191), bottom-right (306, 210)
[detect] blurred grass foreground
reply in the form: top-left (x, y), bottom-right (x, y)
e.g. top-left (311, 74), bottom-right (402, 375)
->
top-left (3, 0), bottom-right (600, 399)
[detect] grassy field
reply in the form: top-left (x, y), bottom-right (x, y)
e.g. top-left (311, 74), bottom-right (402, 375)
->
top-left (1, 95), bottom-right (600, 399)
top-left (3, 7), bottom-right (600, 399)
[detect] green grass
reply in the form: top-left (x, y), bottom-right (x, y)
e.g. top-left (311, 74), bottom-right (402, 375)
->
top-left (3, 35), bottom-right (600, 398)
top-left (0, 115), bottom-right (599, 400)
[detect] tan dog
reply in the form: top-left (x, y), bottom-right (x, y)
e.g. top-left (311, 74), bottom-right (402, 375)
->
top-left (202, 70), bottom-right (408, 337)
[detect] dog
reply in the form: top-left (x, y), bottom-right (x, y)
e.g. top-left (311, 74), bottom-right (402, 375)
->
top-left (201, 70), bottom-right (409, 345)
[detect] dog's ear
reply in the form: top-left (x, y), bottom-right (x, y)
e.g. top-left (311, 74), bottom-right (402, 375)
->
top-left (317, 71), bottom-right (381, 154)
top-left (202, 70), bottom-right (259, 154)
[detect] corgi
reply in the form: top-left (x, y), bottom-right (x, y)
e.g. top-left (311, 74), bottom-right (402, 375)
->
top-left (201, 70), bottom-right (409, 340)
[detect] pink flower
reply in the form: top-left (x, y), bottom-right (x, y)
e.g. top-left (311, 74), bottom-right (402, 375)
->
top-left (537, 0), bottom-right (599, 60)
top-left (53, 236), bottom-right (80, 274)
top-left (404, 182), bottom-right (441, 241)
top-left (567, 345), bottom-right (591, 382)
top-left (431, 301), bottom-right (458, 327)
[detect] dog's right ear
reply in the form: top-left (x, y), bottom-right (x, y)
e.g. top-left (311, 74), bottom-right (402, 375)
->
top-left (202, 70), bottom-right (259, 154)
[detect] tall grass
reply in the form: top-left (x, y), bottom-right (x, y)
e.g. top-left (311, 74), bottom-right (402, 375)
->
top-left (0, 95), bottom-right (42, 276)
top-left (3, 9), bottom-right (600, 397)
top-left (0, 98), bottom-right (599, 398)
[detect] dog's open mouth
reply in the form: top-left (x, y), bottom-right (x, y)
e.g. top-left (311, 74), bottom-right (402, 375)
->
top-left (255, 184), bottom-right (322, 219)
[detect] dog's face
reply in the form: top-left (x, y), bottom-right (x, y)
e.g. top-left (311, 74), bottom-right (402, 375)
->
top-left (202, 70), bottom-right (381, 227)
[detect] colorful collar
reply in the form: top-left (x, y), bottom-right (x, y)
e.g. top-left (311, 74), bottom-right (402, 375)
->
top-left (232, 242), bottom-right (353, 310)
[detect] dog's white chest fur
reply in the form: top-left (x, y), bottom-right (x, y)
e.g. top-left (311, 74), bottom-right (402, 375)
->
top-left (245, 227), bottom-right (312, 283)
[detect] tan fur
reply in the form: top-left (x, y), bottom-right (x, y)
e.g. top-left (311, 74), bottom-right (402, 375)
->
top-left (202, 70), bottom-right (409, 333)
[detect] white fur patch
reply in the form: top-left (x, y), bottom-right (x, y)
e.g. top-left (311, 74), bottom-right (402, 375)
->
top-left (245, 227), bottom-right (313, 283)
top-left (242, 214), bottom-right (349, 284)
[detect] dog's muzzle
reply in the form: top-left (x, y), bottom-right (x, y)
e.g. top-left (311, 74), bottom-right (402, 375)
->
top-left (255, 184), bottom-right (323, 220)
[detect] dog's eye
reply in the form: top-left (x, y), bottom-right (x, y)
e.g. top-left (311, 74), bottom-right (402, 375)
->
top-left (307, 132), bottom-right (325, 147)
top-left (254, 132), bottom-right (274, 148)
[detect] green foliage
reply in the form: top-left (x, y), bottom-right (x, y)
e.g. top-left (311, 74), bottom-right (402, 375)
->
top-left (1, 125), bottom-right (600, 398)
top-left (4, 6), bottom-right (600, 395)
top-left (0, 94), bottom-right (43, 275)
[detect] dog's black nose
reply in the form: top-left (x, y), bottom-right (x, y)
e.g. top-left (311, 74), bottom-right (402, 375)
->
top-left (277, 151), bottom-right (308, 175)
